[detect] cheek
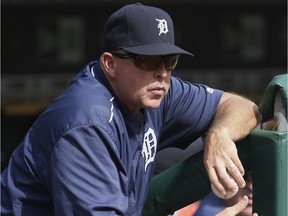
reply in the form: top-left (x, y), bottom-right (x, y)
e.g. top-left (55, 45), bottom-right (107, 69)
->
top-left (124, 74), bottom-right (152, 93)
top-left (115, 73), bottom-right (148, 100)
top-left (165, 78), bottom-right (171, 92)
top-left (123, 77), bottom-right (147, 94)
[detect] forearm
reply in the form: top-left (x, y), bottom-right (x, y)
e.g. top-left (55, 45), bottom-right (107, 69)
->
top-left (208, 92), bottom-right (261, 142)
top-left (203, 92), bottom-right (261, 196)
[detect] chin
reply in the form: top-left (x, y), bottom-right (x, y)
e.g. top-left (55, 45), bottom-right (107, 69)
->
top-left (144, 101), bottom-right (162, 109)
top-left (143, 98), bottom-right (163, 109)
top-left (145, 104), bottom-right (161, 109)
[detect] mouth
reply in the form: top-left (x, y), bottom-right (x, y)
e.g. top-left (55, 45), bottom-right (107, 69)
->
top-left (149, 87), bottom-right (166, 95)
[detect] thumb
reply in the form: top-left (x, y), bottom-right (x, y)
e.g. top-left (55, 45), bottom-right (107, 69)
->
top-left (216, 196), bottom-right (249, 216)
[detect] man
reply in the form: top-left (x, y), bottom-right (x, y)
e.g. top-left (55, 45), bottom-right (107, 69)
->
top-left (1, 3), bottom-right (261, 216)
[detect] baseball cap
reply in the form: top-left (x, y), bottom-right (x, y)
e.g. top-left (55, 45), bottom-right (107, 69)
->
top-left (102, 3), bottom-right (193, 56)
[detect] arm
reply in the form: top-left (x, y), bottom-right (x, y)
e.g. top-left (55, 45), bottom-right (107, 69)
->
top-left (48, 126), bottom-right (127, 216)
top-left (204, 92), bottom-right (261, 197)
top-left (216, 196), bottom-right (258, 216)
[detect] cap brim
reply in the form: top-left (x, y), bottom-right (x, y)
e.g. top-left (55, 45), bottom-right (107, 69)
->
top-left (123, 43), bottom-right (193, 56)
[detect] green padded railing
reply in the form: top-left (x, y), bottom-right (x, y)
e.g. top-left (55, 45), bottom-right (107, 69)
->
top-left (251, 74), bottom-right (287, 216)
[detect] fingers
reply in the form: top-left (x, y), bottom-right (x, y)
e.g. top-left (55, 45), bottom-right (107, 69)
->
top-left (204, 129), bottom-right (246, 196)
top-left (208, 167), bottom-right (225, 196)
top-left (226, 159), bottom-right (246, 188)
top-left (225, 147), bottom-right (246, 188)
top-left (208, 159), bottom-right (245, 198)
top-left (216, 196), bottom-right (249, 216)
top-left (215, 168), bottom-right (237, 197)
top-left (216, 196), bottom-right (258, 216)
top-left (229, 154), bottom-right (245, 176)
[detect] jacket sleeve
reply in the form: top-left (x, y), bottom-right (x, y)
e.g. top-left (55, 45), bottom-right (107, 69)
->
top-left (159, 77), bottom-right (223, 150)
top-left (45, 125), bottom-right (127, 216)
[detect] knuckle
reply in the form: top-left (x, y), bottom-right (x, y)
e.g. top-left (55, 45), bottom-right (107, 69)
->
top-left (218, 174), bottom-right (229, 183)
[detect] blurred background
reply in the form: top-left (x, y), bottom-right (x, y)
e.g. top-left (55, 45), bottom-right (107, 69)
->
top-left (1, 0), bottom-right (287, 170)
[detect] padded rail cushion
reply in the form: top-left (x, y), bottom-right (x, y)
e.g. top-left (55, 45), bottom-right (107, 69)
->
top-left (251, 129), bottom-right (288, 216)
top-left (251, 73), bottom-right (288, 216)
top-left (259, 74), bottom-right (287, 122)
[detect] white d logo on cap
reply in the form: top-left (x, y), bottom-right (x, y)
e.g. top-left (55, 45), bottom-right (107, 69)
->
top-left (156, 18), bottom-right (169, 36)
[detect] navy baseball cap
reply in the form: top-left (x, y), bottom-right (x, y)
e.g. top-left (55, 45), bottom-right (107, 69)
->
top-left (102, 3), bottom-right (193, 56)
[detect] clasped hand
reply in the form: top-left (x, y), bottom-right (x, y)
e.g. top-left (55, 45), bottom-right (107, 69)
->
top-left (204, 129), bottom-right (245, 199)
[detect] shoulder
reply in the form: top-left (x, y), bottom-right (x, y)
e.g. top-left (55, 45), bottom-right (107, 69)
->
top-left (162, 77), bottom-right (223, 113)
top-left (168, 77), bottom-right (223, 99)
top-left (31, 62), bottom-right (115, 143)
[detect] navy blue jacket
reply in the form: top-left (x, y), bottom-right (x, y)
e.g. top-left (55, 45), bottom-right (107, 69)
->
top-left (1, 61), bottom-right (222, 215)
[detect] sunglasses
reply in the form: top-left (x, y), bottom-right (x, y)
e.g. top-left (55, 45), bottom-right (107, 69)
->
top-left (111, 52), bottom-right (179, 71)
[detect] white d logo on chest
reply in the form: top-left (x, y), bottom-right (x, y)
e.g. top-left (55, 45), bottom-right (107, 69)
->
top-left (141, 127), bottom-right (157, 172)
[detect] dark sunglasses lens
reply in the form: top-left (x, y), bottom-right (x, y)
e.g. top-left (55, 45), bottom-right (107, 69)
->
top-left (164, 55), bottom-right (179, 70)
top-left (134, 55), bottom-right (179, 71)
top-left (148, 57), bottom-right (163, 70)
top-left (134, 56), bottom-right (162, 71)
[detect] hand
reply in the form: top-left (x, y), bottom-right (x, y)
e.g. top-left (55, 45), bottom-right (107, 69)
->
top-left (204, 92), bottom-right (260, 198)
top-left (204, 129), bottom-right (246, 198)
top-left (216, 196), bottom-right (258, 216)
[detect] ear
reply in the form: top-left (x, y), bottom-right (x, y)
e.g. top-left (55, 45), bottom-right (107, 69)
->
top-left (100, 52), bottom-right (116, 78)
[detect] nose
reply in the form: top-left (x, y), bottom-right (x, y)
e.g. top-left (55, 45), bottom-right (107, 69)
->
top-left (154, 63), bottom-right (170, 79)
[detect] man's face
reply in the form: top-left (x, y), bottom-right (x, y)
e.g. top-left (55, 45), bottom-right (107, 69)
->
top-left (104, 52), bottom-right (178, 114)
